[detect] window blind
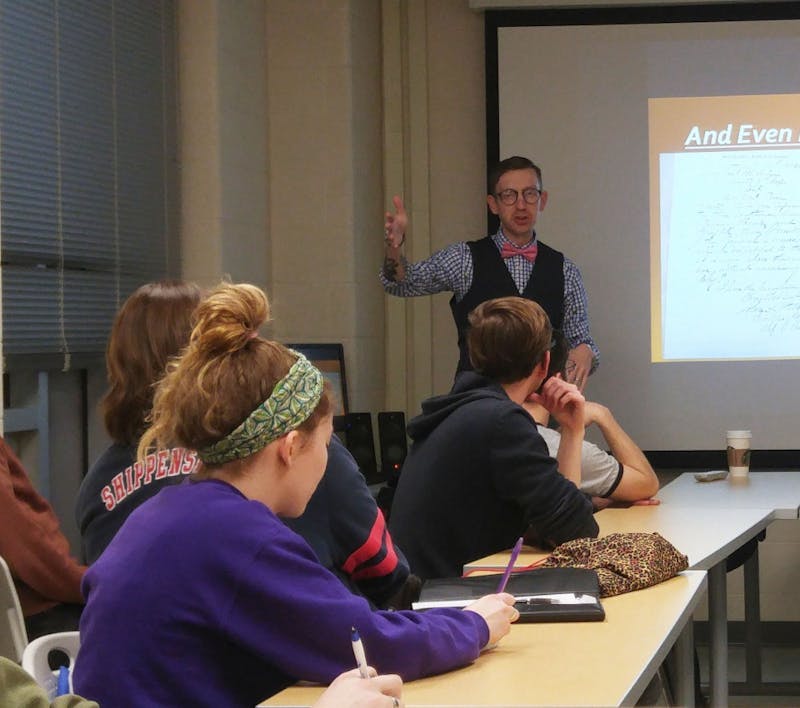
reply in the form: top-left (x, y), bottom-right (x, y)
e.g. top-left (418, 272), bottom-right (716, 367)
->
top-left (0, 0), bottom-right (177, 369)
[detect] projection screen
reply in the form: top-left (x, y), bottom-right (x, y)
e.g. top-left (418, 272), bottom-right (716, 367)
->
top-left (487, 4), bottom-right (800, 460)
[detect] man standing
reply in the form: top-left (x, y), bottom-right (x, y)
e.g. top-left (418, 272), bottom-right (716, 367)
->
top-left (381, 156), bottom-right (598, 390)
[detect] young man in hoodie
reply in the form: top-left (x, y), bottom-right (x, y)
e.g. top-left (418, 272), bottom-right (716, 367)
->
top-left (389, 297), bottom-right (599, 580)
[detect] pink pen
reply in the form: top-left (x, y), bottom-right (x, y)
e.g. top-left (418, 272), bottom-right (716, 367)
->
top-left (496, 537), bottom-right (524, 593)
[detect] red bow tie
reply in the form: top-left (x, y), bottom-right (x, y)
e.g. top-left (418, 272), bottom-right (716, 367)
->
top-left (500, 242), bottom-right (538, 263)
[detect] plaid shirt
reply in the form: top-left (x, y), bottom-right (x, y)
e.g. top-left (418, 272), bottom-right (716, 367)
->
top-left (380, 230), bottom-right (599, 369)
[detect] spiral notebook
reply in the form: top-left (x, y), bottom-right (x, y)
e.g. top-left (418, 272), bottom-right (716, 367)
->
top-left (413, 567), bottom-right (604, 623)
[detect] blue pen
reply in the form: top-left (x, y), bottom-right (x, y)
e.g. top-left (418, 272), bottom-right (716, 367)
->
top-left (496, 536), bottom-right (524, 593)
top-left (56, 665), bottom-right (70, 697)
top-left (350, 626), bottom-right (370, 679)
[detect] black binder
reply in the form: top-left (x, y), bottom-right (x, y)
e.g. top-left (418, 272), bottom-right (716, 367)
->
top-left (413, 567), bottom-right (605, 623)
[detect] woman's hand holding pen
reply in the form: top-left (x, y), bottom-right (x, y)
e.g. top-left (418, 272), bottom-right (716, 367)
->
top-left (313, 668), bottom-right (404, 708)
top-left (464, 593), bottom-right (520, 646)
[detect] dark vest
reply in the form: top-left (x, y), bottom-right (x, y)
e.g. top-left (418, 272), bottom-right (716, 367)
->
top-left (450, 236), bottom-right (565, 373)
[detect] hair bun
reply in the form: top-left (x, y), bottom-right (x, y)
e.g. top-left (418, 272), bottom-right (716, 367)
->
top-left (190, 282), bottom-right (271, 356)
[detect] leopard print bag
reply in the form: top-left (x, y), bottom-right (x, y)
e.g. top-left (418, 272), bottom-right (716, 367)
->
top-left (538, 532), bottom-right (689, 597)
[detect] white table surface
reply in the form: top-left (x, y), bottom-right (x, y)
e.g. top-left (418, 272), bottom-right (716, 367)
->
top-left (657, 471), bottom-right (800, 520)
top-left (463, 504), bottom-right (775, 708)
top-left (464, 505), bottom-right (774, 574)
top-left (592, 505), bottom-right (774, 571)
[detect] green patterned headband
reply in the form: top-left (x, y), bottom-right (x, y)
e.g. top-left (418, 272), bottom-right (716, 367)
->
top-left (198, 352), bottom-right (324, 465)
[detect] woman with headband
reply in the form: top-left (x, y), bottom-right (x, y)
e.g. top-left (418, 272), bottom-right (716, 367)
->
top-left (73, 282), bottom-right (518, 707)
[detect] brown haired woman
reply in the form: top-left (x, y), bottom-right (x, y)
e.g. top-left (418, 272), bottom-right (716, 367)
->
top-left (72, 282), bottom-right (518, 707)
top-left (76, 280), bottom-right (203, 563)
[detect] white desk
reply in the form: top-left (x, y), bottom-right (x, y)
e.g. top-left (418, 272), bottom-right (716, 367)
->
top-left (658, 471), bottom-right (800, 520)
top-left (465, 504), bottom-right (774, 708)
top-left (598, 505), bottom-right (774, 708)
top-left (658, 470), bottom-right (800, 701)
top-left (465, 506), bottom-right (773, 574)
top-left (261, 571), bottom-right (707, 707)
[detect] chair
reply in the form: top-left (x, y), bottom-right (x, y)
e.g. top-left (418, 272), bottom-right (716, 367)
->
top-left (0, 554), bottom-right (28, 662)
top-left (22, 631), bottom-right (80, 698)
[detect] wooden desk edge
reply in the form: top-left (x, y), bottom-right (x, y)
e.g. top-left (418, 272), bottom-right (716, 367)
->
top-left (260, 571), bottom-right (708, 708)
top-left (619, 569), bottom-right (707, 705)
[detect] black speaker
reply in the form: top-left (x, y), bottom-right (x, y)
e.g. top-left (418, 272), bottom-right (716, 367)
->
top-left (378, 411), bottom-right (407, 484)
top-left (342, 412), bottom-right (380, 484)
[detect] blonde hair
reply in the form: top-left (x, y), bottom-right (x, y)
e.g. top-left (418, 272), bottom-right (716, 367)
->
top-left (138, 282), bottom-right (331, 464)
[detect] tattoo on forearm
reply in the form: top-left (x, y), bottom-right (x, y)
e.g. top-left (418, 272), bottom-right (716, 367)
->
top-left (383, 257), bottom-right (399, 282)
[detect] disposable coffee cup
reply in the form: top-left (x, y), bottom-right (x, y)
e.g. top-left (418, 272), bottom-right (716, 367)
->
top-left (726, 430), bottom-right (752, 478)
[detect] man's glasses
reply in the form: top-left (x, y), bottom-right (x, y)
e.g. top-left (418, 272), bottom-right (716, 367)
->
top-left (495, 187), bottom-right (541, 206)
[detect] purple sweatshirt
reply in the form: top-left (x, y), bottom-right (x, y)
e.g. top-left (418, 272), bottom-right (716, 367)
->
top-left (73, 479), bottom-right (488, 707)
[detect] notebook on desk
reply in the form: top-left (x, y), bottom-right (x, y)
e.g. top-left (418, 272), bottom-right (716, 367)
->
top-left (413, 567), bottom-right (605, 623)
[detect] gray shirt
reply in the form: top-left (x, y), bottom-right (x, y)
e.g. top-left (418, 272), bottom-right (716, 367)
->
top-left (536, 425), bottom-right (622, 497)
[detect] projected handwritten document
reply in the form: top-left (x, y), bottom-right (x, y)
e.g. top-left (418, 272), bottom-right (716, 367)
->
top-left (649, 95), bottom-right (800, 361)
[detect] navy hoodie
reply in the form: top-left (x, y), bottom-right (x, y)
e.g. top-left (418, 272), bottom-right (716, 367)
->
top-left (389, 372), bottom-right (599, 579)
top-left (285, 436), bottom-right (409, 607)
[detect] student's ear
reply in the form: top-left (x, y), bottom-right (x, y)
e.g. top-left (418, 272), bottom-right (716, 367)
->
top-left (537, 350), bottom-right (551, 378)
top-left (487, 194), bottom-right (500, 216)
top-left (528, 351), bottom-right (551, 393)
top-left (276, 430), bottom-right (301, 467)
